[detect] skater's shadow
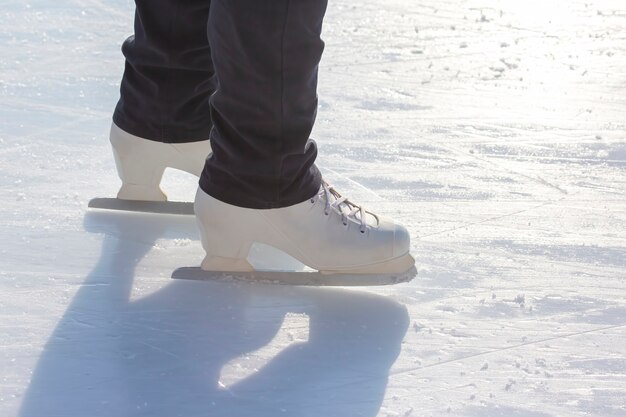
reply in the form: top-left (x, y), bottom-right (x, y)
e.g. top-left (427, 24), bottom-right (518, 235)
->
top-left (19, 210), bottom-right (409, 417)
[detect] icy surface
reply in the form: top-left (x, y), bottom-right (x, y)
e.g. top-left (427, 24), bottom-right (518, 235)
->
top-left (1, 0), bottom-right (625, 416)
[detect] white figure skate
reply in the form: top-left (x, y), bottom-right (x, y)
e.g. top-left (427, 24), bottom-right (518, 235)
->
top-left (194, 182), bottom-right (415, 277)
top-left (109, 122), bottom-right (211, 201)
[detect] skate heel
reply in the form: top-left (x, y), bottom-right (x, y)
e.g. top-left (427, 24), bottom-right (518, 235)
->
top-left (109, 123), bottom-right (167, 201)
top-left (116, 183), bottom-right (167, 202)
top-left (201, 255), bottom-right (254, 272)
top-left (170, 142), bottom-right (212, 177)
top-left (195, 187), bottom-right (260, 272)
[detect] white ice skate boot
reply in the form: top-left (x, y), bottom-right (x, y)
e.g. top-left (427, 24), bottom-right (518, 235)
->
top-left (109, 122), bottom-right (212, 201)
top-left (194, 182), bottom-right (415, 275)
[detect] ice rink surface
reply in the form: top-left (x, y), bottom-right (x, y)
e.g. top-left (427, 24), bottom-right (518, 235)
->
top-left (1, 0), bottom-right (625, 416)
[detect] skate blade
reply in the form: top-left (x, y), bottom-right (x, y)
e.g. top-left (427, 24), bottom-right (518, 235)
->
top-left (171, 266), bottom-right (417, 287)
top-left (88, 198), bottom-right (194, 215)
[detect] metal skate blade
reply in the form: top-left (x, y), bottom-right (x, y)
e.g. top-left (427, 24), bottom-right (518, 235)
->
top-left (172, 266), bottom-right (417, 287)
top-left (88, 198), bottom-right (194, 215)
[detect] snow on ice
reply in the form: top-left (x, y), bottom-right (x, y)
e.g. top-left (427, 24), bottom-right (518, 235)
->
top-left (1, 0), bottom-right (625, 416)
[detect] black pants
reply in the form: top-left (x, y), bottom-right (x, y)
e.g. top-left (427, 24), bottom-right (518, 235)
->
top-left (113, 0), bottom-right (326, 209)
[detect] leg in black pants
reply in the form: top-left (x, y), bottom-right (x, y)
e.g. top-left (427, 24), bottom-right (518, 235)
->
top-left (113, 0), bottom-right (325, 208)
top-left (114, 0), bottom-right (215, 143)
top-left (200, 0), bottom-right (326, 209)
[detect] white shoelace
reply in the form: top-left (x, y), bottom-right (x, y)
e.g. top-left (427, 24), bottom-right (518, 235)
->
top-left (318, 182), bottom-right (370, 234)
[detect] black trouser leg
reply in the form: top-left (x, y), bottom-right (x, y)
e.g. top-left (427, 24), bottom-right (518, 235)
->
top-left (113, 0), bottom-right (215, 143)
top-left (199, 0), bottom-right (326, 209)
